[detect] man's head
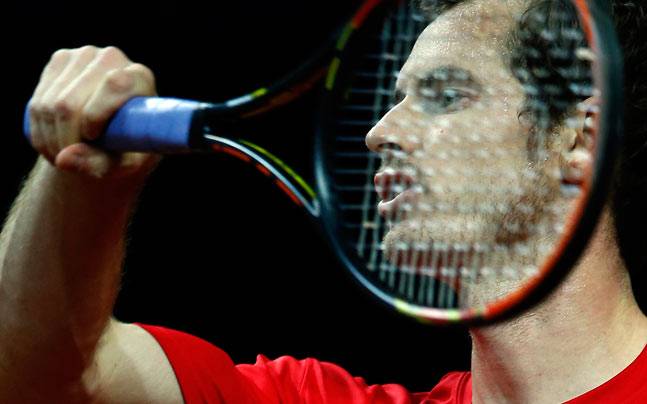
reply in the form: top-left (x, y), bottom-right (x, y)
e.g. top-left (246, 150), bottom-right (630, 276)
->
top-left (508, 0), bottom-right (647, 308)
top-left (365, 0), bottom-right (646, 307)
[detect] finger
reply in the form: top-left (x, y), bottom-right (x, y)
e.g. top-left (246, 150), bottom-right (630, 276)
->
top-left (80, 63), bottom-right (156, 141)
top-left (40, 45), bottom-right (100, 105)
top-left (32, 48), bottom-right (73, 100)
top-left (38, 46), bottom-right (100, 159)
top-left (55, 143), bottom-right (116, 178)
top-left (27, 105), bottom-right (54, 164)
top-left (56, 143), bottom-right (161, 180)
top-left (53, 47), bottom-right (131, 151)
top-left (28, 103), bottom-right (58, 163)
top-left (113, 152), bottom-right (162, 179)
top-left (28, 49), bottom-right (73, 160)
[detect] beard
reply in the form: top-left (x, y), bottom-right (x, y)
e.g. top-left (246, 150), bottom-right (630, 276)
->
top-left (380, 161), bottom-right (564, 308)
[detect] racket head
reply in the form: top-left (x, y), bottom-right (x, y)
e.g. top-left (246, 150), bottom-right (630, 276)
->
top-left (315, 0), bottom-right (622, 325)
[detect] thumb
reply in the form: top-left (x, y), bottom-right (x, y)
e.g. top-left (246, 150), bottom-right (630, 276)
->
top-left (55, 143), bottom-right (115, 178)
top-left (56, 143), bottom-right (162, 180)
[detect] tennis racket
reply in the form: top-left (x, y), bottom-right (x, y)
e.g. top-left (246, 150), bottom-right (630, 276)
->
top-left (23, 0), bottom-right (622, 325)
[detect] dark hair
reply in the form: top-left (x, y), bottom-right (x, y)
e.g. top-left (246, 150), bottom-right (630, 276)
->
top-left (508, 0), bottom-right (592, 159)
top-left (418, 0), bottom-right (647, 308)
top-left (418, 0), bottom-right (467, 17)
top-left (607, 2), bottom-right (647, 306)
top-left (511, 0), bottom-right (647, 307)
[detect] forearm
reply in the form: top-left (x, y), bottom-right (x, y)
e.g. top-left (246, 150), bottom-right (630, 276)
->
top-left (0, 157), bottom-right (144, 397)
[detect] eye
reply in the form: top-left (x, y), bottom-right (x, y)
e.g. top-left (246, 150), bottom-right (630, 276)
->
top-left (439, 88), bottom-right (467, 108)
top-left (418, 86), bottom-right (473, 114)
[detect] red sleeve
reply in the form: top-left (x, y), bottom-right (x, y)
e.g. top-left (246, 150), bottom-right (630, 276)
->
top-left (422, 372), bottom-right (472, 403)
top-left (136, 323), bottom-right (415, 404)
top-left (566, 344), bottom-right (647, 403)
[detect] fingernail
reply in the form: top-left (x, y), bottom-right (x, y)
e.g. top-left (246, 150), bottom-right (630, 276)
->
top-left (58, 152), bottom-right (85, 172)
top-left (87, 155), bottom-right (108, 178)
top-left (71, 153), bottom-right (85, 169)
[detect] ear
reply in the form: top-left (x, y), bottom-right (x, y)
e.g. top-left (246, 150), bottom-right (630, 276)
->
top-left (560, 97), bottom-right (598, 186)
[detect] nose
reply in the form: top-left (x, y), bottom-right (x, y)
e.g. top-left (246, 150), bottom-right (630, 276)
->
top-left (365, 100), bottom-right (421, 154)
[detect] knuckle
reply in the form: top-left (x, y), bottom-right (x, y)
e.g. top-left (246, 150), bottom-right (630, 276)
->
top-left (80, 105), bottom-right (102, 126)
top-left (128, 63), bottom-right (155, 84)
top-left (50, 48), bottom-right (71, 63)
top-left (104, 69), bottom-right (134, 93)
top-left (79, 107), bottom-right (105, 140)
top-left (98, 46), bottom-right (126, 60)
top-left (52, 97), bottom-right (77, 120)
top-left (95, 46), bottom-right (128, 68)
top-left (28, 100), bottom-right (42, 116)
top-left (77, 45), bottom-right (99, 56)
top-left (39, 102), bottom-right (56, 119)
top-left (66, 45), bottom-right (99, 64)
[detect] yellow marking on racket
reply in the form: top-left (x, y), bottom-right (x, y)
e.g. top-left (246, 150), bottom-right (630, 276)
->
top-left (326, 57), bottom-right (342, 90)
top-left (394, 299), bottom-right (410, 315)
top-left (446, 310), bottom-right (461, 322)
top-left (336, 24), bottom-right (355, 51)
top-left (252, 88), bottom-right (268, 98)
top-left (394, 299), bottom-right (464, 323)
top-left (239, 140), bottom-right (316, 199)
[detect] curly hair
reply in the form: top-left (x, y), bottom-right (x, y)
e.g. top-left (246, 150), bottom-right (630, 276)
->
top-left (510, 0), bottom-right (647, 308)
top-left (607, 1), bottom-right (647, 306)
top-left (417, 0), bottom-right (647, 308)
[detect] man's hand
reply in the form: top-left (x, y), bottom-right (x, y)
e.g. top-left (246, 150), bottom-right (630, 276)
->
top-left (0, 46), bottom-right (182, 403)
top-left (27, 45), bottom-right (160, 180)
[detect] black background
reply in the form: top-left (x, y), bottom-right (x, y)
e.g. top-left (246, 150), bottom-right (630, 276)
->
top-left (3, 0), bottom-right (472, 392)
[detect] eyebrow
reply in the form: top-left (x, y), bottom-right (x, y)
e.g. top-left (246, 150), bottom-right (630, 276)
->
top-left (396, 64), bottom-right (482, 96)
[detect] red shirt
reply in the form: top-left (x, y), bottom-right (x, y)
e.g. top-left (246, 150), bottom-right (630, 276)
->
top-left (137, 324), bottom-right (647, 403)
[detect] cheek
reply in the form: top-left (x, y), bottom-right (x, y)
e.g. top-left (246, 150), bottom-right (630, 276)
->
top-left (415, 109), bottom-right (529, 186)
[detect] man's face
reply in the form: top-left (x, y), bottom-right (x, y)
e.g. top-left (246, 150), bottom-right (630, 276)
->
top-left (365, 0), bottom-right (564, 281)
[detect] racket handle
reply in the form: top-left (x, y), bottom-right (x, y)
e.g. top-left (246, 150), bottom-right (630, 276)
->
top-left (23, 97), bottom-right (204, 152)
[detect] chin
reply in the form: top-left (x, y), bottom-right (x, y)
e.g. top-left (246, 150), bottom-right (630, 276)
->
top-left (380, 212), bottom-right (537, 271)
top-left (383, 215), bottom-right (494, 250)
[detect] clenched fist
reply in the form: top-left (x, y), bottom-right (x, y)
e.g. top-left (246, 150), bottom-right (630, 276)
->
top-left (27, 45), bottom-right (160, 180)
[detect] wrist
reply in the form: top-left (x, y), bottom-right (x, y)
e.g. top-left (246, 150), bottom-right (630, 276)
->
top-left (34, 156), bottom-right (152, 201)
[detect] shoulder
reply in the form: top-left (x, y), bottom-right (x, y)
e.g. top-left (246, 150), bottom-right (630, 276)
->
top-left (137, 323), bottom-right (416, 403)
top-left (237, 354), bottom-right (415, 403)
top-left (422, 371), bottom-right (472, 403)
top-left (89, 320), bottom-right (184, 404)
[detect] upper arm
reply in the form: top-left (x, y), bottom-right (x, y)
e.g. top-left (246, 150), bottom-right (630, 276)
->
top-left (90, 319), bottom-right (183, 404)
top-left (89, 321), bottom-right (413, 404)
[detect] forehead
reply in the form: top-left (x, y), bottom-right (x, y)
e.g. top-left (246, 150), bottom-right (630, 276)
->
top-left (399, 0), bottom-right (524, 85)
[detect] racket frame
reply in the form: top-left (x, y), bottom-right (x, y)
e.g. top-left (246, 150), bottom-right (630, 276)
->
top-left (314, 0), bottom-right (624, 325)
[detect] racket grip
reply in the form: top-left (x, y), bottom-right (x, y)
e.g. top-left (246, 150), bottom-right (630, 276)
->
top-left (23, 97), bottom-right (203, 153)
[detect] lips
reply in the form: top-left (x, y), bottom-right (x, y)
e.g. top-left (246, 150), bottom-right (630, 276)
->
top-left (374, 168), bottom-right (420, 218)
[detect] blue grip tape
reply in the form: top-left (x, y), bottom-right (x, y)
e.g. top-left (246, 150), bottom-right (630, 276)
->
top-left (23, 97), bottom-right (202, 153)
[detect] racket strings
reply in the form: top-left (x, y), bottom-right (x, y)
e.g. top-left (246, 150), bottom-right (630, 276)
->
top-left (329, 0), bottom-right (595, 314)
top-left (375, 4), bottom-right (486, 309)
top-left (373, 7), bottom-right (414, 290)
top-left (367, 5), bottom-right (424, 289)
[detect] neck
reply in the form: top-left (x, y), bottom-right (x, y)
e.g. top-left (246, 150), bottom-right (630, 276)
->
top-left (469, 209), bottom-right (647, 403)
